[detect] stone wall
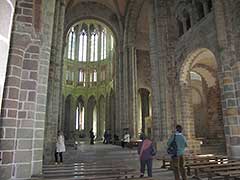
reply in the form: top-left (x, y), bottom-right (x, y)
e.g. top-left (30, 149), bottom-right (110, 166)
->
top-left (0, 0), bottom-right (56, 179)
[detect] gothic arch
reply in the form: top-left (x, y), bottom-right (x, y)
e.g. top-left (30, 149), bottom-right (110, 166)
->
top-left (64, 1), bottom-right (120, 46)
top-left (179, 48), bottom-right (225, 154)
top-left (124, 0), bottom-right (145, 46)
top-left (179, 48), bottom-right (217, 85)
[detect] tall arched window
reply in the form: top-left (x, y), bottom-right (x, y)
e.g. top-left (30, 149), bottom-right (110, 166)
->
top-left (110, 35), bottom-right (114, 51)
top-left (79, 69), bottom-right (84, 82)
top-left (90, 28), bottom-right (98, 62)
top-left (68, 27), bottom-right (76, 60)
top-left (75, 107), bottom-right (79, 130)
top-left (93, 69), bottom-right (97, 82)
top-left (207, 0), bottom-right (212, 13)
top-left (101, 29), bottom-right (107, 60)
top-left (196, 1), bottom-right (204, 20)
top-left (75, 103), bottom-right (85, 130)
top-left (79, 29), bottom-right (87, 62)
top-left (177, 18), bottom-right (184, 37)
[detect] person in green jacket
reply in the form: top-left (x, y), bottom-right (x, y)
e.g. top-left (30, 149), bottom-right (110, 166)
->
top-left (167, 125), bottom-right (188, 180)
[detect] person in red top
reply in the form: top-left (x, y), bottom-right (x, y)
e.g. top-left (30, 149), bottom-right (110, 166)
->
top-left (137, 134), bottom-right (156, 177)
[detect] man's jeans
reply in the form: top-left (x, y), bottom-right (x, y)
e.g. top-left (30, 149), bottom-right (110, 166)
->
top-left (172, 155), bottom-right (187, 180)
top-left (140, 159), bottom-right (152, 177)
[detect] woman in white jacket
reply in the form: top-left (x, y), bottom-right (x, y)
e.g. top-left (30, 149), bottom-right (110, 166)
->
top-left (55, 131), bottom-right (66, 164)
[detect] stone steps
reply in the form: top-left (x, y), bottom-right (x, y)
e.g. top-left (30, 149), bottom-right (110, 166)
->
top-left (32, 163), bottom-right (163, 180)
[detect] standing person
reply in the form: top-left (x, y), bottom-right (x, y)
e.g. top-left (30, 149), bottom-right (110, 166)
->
top-left (138, 134), bottom-right (155, 177)
top-left (103, 130), bottom-right (107, 144)
top-left (89, 128), bottom-right (95, 145)
top-left (55, 131), bottom-right (66, 164)
top-left (167, 125), bottom-right (188, 180)
top-left (121, 131), bottom-right (130, 148)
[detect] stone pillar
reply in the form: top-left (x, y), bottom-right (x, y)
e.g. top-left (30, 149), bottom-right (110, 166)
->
top-left (0, 0), bottom-right (57, 179)
top-left (44, 0), bottom-right (65, 164)
top-left (213, 0), bottom-right (240, 158)
top-left (148, 0), bottom-right (162, 142)
top-left (115, 46), bottom-right (123, 136)
top-left (127, 46), bottom-right (138, 138)
top-left (0, 0), bottom-right (16, 111)
top-left (179, 82), bottom-right (200, 152)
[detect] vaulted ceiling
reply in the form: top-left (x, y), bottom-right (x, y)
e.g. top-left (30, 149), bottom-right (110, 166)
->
top-left (64, 0), bottom-right (128, 17)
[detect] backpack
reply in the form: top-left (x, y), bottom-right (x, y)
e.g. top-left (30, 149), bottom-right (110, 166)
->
top-left (167, 134), bottom-right (177, 158)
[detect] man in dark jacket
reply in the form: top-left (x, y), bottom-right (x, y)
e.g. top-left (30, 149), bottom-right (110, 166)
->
top-left (138, 134), bottom-right (155, 177)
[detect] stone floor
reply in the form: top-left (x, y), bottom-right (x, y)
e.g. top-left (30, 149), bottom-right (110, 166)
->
top-left (33, 142), bottom-right (203, 180)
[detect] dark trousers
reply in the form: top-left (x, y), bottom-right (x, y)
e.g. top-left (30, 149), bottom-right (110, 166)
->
top-left (90, 138), bottom-right (94, 144)
top-left (172, 155), bottom-right (187, 180)
top-left (121, 141), bottom-right (128, 148)
top-left (55, 152), bottom-right (63, 163)
top-left (140, 159), bottom-right (152, 177)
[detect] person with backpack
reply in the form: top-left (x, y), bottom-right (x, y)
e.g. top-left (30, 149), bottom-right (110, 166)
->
top-left (138, 133), bottom-right (156, 177)
top-left (167, 125), bottom-right (188, 180)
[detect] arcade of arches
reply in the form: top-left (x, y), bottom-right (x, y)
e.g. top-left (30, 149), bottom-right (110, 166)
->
top-left (1, 0), bottom-right (240, 179)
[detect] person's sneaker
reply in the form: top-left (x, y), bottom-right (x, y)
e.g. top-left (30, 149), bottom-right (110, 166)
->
top-left (139, 174), bottom-right (144, 178)
top-left (59, 162), bottom-right (63, 165)
top-left (55, 162), bottom-right (58, 165)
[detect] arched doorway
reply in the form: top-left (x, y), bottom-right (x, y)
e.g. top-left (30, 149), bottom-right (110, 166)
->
top-left (138, 88), bottom-right (151, 137)
top-left (64, 95), bottom-right (73, 140)
top-left (179, 48), bottom-right (225, 154)
top-left (87, 96), bottom-right (97, 137)
top-left (98, 95), bottom-right (106, 138)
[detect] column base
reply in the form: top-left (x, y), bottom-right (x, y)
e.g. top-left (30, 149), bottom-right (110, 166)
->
top-left (229, 145), bottom-right (240, 159)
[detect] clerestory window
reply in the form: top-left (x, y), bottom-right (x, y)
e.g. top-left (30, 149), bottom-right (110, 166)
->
top-left (68, 27), bottom-right (76, 60)
top-left (79, 29), bottom-right (87, 62)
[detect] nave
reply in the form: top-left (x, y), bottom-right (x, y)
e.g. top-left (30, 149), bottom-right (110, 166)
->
top-left (31, 143), bottom-right (174, 180)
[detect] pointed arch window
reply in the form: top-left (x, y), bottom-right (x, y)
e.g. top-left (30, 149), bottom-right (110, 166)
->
top-left (79, 29), bottom-right (87, 62)
top-left (93, 69), bottom-right (97, 82)
top-left (110, 35), bottom-right (114, 51)
top-left (68, 27), bottom-right (76, 60)
top-left (190, 71), bottom-right (202, 81)
top-left (90, 30), bottom-right (99, 62)
top-left (101, 29), bottom-right (107, 60)
top-left (75, 104), bottom-right (85, 130)
top-left (75, 107), bottom-right (79, 130)
top-left (79, 69), bottom-right (84, 82)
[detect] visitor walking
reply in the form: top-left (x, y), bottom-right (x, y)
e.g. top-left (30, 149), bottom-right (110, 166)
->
top-left (121, 131), bottom-right (130, 148)
top-left (138, 134), bottom-right (155, 177)
top-left (55, 131), bottom-right (66, 164)
top-left (167, 125), bottom-right (188, 180)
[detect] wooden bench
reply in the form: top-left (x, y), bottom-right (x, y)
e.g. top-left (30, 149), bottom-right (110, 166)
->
top-left (203, 163), bottom-right (240, 180)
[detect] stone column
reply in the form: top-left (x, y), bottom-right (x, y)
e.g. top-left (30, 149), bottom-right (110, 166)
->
top-left (0, 0), bottom-right (57, 179)
top-left (0, 0), bottom-right (16, 111)
top-left (44, 0), bottom-right (65, 164)
top-left (213, 0), bottom-right (240, 158)
top-left (148, 0), bottom-right (162, 142)
top-left (115, 45), bottom-right (123, 136)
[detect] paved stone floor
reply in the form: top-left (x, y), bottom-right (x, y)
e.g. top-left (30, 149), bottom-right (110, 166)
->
top-left (34, 142), bottom-right (202, 180)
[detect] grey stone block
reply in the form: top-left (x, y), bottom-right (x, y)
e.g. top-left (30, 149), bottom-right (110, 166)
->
top-left (35, 129), bottom-right (44, 138)
top-left (0, 140), bottom-right (14, 150)
top-left (32, 161), bottom-right (43, 176)
top-left (18, 140), bottom-right (32, 149)
top-left (16, 163), bottom-right (31, 179)
top-left (33, 149), bottom-right (43, 161)
top-left (15, 150), bottom-right (32, 163)
top-left (0, 165), bottom-right (12, 180)
top-left (17, 128), bottom-right (33, 138)
top-left (33, 140), bottom-right (44, 149)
